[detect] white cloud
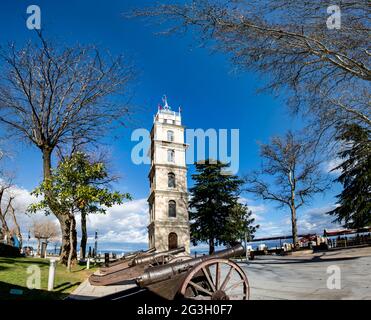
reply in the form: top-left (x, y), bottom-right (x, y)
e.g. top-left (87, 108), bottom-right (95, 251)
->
top-left (3, 183), bottom-right (343, 250)
top-left (1, 182), bottom-right (149, 247)
top-left (298, 205), bottom-right (341, 234)
top-left (84, 198), bottom-right (149, 244)
top-left (324, 158), bottom-right (343, 175)
top-left (239, 197), bottom-right (267, 222)
top-left (1, 183), bottom-right (57, 235)
top-left (254, 204), bottom-right (342, 238)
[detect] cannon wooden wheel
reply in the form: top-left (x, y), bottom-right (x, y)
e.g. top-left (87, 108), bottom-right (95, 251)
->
top-left (179, 258), bottom-right (249, 300)
top-left (148, 253), bottom-right (192, 267)
top-left (147, 253), bottom-right (175, 267)
top-left (147, 254), bottom-right (168, 267)
top-left (168, 255), bottom-right (192, 263)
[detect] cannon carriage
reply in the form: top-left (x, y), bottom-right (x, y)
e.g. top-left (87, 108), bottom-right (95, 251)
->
top-left (98, 247), bottom-right (156, 275)
top-left (89, 244), bottom-right (250, 300)
top-left (88, 247), bottom-right (190, 286)
top-left (137, 244), bottom-right (249, 300)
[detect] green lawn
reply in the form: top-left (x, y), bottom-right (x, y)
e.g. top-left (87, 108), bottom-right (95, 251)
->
top-left (0, 256), bottom-right (98, 300)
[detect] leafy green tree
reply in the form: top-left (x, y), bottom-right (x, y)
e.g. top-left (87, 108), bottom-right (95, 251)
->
top-left (29, 152), bottom-right (131, 269)
top-left (189, 160), bottom-right (257, 254)
top-left (328, 124), bottom-right (371, 228)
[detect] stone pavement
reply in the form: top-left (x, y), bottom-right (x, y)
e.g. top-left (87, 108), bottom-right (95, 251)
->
top-left (241, 246), bottom-right (371, 300)
top-left (69, 246), bottom-right (371, 300)
top-left (69, 278), bottom-right (137, 300)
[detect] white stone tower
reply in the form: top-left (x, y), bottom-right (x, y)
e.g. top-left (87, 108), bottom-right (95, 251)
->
top-left (147, 96), bottom-right (190, 253)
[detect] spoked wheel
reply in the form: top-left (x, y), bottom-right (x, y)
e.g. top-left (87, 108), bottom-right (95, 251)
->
top-left (147, 253), bottom-right (183, 267)
top-left (179, 259), bottom-right (249, 300)
top-left (168, 255), bottom-right (192, 264)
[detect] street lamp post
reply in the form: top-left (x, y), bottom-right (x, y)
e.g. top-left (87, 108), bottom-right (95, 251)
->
top-left (94, 230), bottom-right (98, 259)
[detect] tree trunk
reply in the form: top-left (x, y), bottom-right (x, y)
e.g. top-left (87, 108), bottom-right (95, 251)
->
top-left (0, 220), bottom-right (11, 245)
top-left (57, 215), bottom-right (77, 264)
top-left (42, 148), bottom-right (76, 265)
top-left (209, 238), bottom-right (215, 255)
top-left (67, 214), bottom-right (76, 272)
top-left (9, 205), bottom-right (22, 249)
top-left (37, 238), bottom-right (41, 255)
top-left (43, 147), bottom-right (53, 180)
top-left (291, 206), bottom-right (299, 249)
top-left (80, 211), bottom-right (87, 260)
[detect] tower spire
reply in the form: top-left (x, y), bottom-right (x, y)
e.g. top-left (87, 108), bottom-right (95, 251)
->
top-left (162, 94), bottom-right (171, 110)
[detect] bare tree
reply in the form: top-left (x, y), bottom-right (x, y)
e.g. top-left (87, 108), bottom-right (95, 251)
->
top-left (0, 182), bottom-right (12, 245)
top-left (133, 1), bottom-right (370, 143)
top-left (0, 180), bottom-right (22, 249)
top-left (8, 202), bottom-right (22, 249)
top-left (32, 219), bottom-right (59, 256)
top-left (245, 132), bottom-right (328, 247)
top-left (0, 33), bottom-right (135, 264)
top-left (0, 174), bottom-right (18, 244)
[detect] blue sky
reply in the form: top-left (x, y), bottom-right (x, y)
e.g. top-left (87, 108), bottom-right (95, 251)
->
top-left (0, 0), bottom-right (342, 251)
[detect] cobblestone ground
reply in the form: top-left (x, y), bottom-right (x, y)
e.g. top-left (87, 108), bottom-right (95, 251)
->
top-left (239, 246), bottom-right (371, 300)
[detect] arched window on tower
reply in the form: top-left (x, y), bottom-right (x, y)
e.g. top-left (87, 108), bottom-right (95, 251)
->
top-left (149, 203), bottom-right (153, 221)
top-left (167, 130), bottom-right (174, 142)
top-left (168, 232), bottom-right (178, 250)
top-left (168, 200), bottom-right (176, 218)
top-left (168, 172), bottom-right (176, 188)
top-left (167, 149), bottom-right (175, 163)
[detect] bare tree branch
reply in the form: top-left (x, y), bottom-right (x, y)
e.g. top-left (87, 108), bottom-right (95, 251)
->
top-left (244, 131), bottom-right (329, 246)
top-left (132, 0), bottom-right (370, 146)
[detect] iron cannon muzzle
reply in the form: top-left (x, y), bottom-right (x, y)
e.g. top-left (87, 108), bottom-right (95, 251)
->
top-left (129, 247), bottom-right (186, 266)
top-left (136, 244), bottom-right (245, 287)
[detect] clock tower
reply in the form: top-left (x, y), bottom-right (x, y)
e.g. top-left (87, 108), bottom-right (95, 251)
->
top-left (147, 96), bottom-right (190, 253)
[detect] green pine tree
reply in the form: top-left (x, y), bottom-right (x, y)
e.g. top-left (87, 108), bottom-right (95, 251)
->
top-left (189, 160), bottom-right (258, 254)
top-left (328, 124), bottom-right (371, 228)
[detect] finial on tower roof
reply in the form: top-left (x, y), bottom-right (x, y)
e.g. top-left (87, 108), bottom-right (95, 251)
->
top-left (162, 95), bottom-right (171, 110)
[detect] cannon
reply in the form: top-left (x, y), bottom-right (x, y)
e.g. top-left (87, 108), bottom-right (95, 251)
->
top-left (129, 247), bottom-right (186, 266)
top-left (136, 244), bottom-right (250, 300)
top-left (99, 247), bottom-right (156, 274)
top-left (88, 246), bottom-right (189, 286)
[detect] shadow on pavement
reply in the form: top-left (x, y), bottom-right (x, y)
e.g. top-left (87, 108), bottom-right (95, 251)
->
top-left (248, 255), bottom-right (361, 265)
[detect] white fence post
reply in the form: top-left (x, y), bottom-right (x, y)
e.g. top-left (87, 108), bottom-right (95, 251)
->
top-left (47, 259), bottom-right (56, 291)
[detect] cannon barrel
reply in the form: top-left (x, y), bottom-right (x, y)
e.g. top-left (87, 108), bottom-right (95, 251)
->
top-left (136, 244), bottom-right (245, 287)
top-left (102, 247), bottom-right (156, 269)
top-left (129, 247), bottom-right (186, 266)
top-left (121, 250), bottom-right (144, 261)
top-left (122, 247), bottom-right (156, 261)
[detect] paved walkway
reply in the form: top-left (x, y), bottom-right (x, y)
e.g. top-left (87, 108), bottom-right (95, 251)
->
top-left (69, 278), bottom-right (136, 300)
top-left (69, 246), bottom-right (371, 300)
top-left (242, 246), bottom-right (371, 300)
